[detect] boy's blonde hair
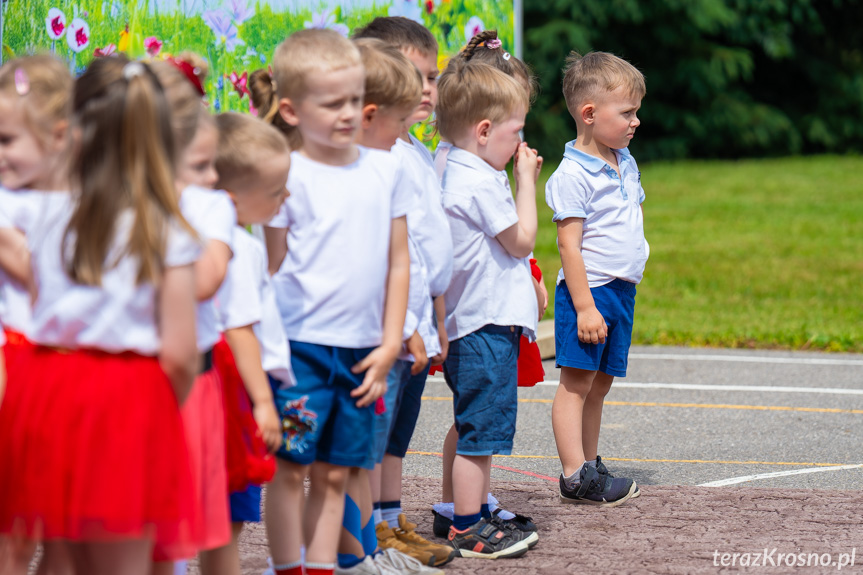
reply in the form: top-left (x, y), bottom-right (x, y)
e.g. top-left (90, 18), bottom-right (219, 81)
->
top-left (214, 112), bottom-right (290, 192)
top-left (0, 54), bottom-right (73, 146)
top-left (250, 29), bottom-right (361, 149)
top-left (436, 59), bottom-right (528, 142)
top-left (354, 38), bottom-right (422, 111)
top-left (352, 16), bottom-right (438, 58)
top-left (562, 51), bottom-right (645, 118)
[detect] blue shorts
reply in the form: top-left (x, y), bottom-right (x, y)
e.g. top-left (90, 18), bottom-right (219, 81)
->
top-left (443, 325), bottom-right (521, 456)
top-left (367, 359), bottom-right (411, 467)
top-left (386, 368), bottom-right (429, 458)
top-left (270, 341), bottom-right (376, 468)
top-left (555, 279), bottom-right (636, 378)
top-left (229, 485), bottom-right (262, 523)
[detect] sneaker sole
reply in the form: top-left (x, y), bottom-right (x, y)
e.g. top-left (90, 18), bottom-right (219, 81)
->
top-left (522, 531), bottom-right (539, 548)
top-left (558, 481), bottom-right (637, 508)
top-left (454, 539), bottom-right (530, 560)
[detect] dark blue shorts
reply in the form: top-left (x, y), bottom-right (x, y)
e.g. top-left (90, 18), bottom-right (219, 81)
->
top-left (229, 485), bottom-right (262, 523)
top-left (555, 278), bottom-right (636, 378)
top-left (443, 325), bottom-right (521, 456)
top-left (367, 359), bottom-right (411, 466)
top-left (386, 368), bottom-right (429, 458)
top-left (270, 341), bottom-right (376, 468)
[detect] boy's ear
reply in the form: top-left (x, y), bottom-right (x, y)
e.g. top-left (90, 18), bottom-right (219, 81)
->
top-left (474, 119), bottom-right (492, 145)
top-left (361, 103), bottom-right (379, 130)
top-left (580, 103), bottom-right (596, 125)
top-left (278, 97), bottom-right (300, 127)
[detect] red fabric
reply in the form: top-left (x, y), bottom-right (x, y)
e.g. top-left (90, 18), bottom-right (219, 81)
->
top-left (275, 567), bottom-right (304, 575)
top-left (213, 339), bottom-right (276, 494)
top-left (517, 337), bottom-right (545, 387)
top-left (305, 567), bottom-right (334, 575)
top-left (0, 347), bottom-right (196, 559)
top-left (529, 258), bottom-right (543, 282)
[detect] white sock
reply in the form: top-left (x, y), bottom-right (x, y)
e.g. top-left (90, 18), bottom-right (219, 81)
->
top-left (487, 493), bottom-right (515, 520)
top-left (373, 507), bottom-right (383, 526)
top-left (174, 561), bottom-right (187, 575)
top-left (381, 505), bottom-right (402, 526)
top-left (432, 501), bottom-right (454, 520)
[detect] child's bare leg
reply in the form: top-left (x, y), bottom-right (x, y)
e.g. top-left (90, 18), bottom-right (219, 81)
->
top-left (441, 424), bottom-right (458, 503)
top-left (452, 454), bottom-right (490, 517)
top-left (368, 464), bottom-right (382, 504)
top-left (0, 536), bottom-right (35, 575)
top-left (198, 522), bottom-right (243, 575)
top-left (68, 540), bottom-right (152, 575)
top-left (582, 372), bottom-right (614, 461)
top-left (379, 455), bottom-right (402, 503)
top-left (305, 462), bottom-right (349, 565)
top-left (337, 467), bottom-right (367, 561)
top-left (552, 366), bottom-right (597, 476)
top-left (265, 460), bottom-right (308, 567)
top-left (37, 542), bottom-right (73, 575)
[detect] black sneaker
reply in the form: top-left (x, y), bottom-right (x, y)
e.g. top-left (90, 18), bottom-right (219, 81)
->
top-left (595, 456), bottom-right (640, 499)
top-left (432, 509), bottom-right (452, 538)
top-left (559, 463), bottom-right (636, 507)
top-left (488, 513), bottom-right (539, 549)
top-left (447, 518), bottom-right (530, 559)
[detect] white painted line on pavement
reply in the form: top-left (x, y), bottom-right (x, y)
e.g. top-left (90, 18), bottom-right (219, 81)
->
top-left (628, 352), bottom-right (863, 366)
top-left (699, 464), bottom-right (863, 487)
top-left (427, 376), bottom-right (863, 395)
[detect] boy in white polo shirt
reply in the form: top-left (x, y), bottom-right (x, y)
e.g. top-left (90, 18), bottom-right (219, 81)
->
top-left (545, 51), bottom-right (648, 507)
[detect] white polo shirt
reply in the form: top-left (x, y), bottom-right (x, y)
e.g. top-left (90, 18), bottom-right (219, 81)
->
top-left (179, 186), bottom-right (237, 352)
top-left (393, 135), bottom-right (453, 298)
top-left (545, 141), bottom-right (649, 287)
top-left (28, 200), bottom-right (201, 354)
top-left (215, 227), bottom-right (294, 387)
top-left (268, 147), bottom-right (413, 349)
top-left (440, 147), bottom-right (537, 342)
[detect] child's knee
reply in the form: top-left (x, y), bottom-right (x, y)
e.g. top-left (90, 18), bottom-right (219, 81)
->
top-left (559, 366), bottom-right (597, 394)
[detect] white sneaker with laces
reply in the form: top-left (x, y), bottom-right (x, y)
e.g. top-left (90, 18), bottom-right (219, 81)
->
top-left (372, 549), bottom-right (444, 575)
top-left (335, 556), bottom-right (389, 575)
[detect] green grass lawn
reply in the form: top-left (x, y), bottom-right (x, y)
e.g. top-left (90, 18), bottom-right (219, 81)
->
top-left (532, 154), bottom-right (863, 352)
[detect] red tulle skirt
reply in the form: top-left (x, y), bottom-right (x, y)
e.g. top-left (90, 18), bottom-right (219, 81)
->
top-left (213, 339), bottom-right (276, 494)
top-left (0, 346), bottom-right (196, 559)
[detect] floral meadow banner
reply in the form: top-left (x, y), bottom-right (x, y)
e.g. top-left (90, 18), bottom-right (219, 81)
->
top-left (1, 0), bottom-right (514, 115)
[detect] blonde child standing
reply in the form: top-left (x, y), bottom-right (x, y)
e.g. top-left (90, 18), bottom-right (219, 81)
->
top-left (435, 59), bottom-right (540, 559)
top-left (252, 29), bottom-right (411, 575)
top-left (0, 55), bottom-right (199, 574)
top-left (209, 111), bottom-right (293, 575)
top-left (546, 51), bottom-right (647, 507)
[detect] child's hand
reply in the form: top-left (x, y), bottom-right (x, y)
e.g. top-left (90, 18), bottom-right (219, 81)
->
top-left (406, 331), bottom-right (428, 375)
top-left (253, 400), bottom-right (282, 453)
top-left (577, 306), bottom-right (608, 345)
top-left (430, 334), bottom-right (449, 366)
top-left (514, 142), bottom-right (539, 185)
top-left (351, 345), bottom-right (397, 408)
top-left (533, 276), bottom-right (549, 321)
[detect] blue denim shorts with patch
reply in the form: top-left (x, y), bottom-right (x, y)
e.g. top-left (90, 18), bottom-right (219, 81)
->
top-left (443, 324), bottom-right (521, 456)
top-left (270, 341), bottom-right (376, 468)
top-left (555, 278), bottom-right (636, 378)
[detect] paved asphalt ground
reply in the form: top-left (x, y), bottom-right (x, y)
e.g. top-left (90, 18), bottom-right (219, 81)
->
top-left (204, 345), bottom-right (863, 574)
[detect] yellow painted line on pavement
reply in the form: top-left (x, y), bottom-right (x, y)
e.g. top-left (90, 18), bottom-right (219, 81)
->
top-left (405, 450), bottom-right (853, 468)
top-left (420, 396), bottom-right (863, 415)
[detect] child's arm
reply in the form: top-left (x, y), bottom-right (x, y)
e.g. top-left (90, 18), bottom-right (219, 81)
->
top-left (195, 240), bottom-right (232, 301)
top-left (223, 325), bottom-right (282, 453)
top-left (264, 226), bottom-right (288, 276)
top-left (351, 215), bottom-right (410, 407)
top-left (429, 295), bottom-right (448, 366)
top-left (557, 218), bottom-right (607, 344)
top-left (497, 143), bottom-right (541, 259)
top-left (0, 228), bottom-right (31, 286)
top-left (159, 263), bottom-right (199, 404)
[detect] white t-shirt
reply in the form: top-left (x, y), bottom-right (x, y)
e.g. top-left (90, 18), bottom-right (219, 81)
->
top-left (440, 147), bottom-right (538, 342)
top-left (394, 135), bottom-right (453, 298)
top-left (545, 142), bottom-right (649, 287)
top-left (0, 189), bottom-right (65, 333)
top-left (433, 141), bottom-right (453, 182)
top-left (268, 147), bottom-right (413, 348)
top-left (27, 197), bottom-right (201, 354)
top-left (215, 227), bottom-right (294, 387)
top-left (179, 186), bottom-right (236, 352)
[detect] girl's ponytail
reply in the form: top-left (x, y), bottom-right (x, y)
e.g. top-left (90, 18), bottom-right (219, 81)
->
top-left (249, 68), bottom-right (300, 149)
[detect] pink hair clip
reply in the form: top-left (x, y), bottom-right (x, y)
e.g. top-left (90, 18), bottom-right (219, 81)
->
top-left (485, 39), bottom-right (502, 50)
top-left (14, 68), bottom-right (30, 96)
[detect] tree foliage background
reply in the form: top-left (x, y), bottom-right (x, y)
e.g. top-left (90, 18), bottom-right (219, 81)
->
top-left (523, 0), bottom-right (863, 161)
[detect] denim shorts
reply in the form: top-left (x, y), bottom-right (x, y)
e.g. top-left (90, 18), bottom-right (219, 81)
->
top-left (270, 341), bottom-right (376, 468)
top-left (386, 369), bottom-right (429, 458)
top-left (443, 324), bottom-right (521, 456)
top-left (555, 278), bottom-right (636, 377)
top-left (229, 485), bottom-right (262, 523)
top-left (366, 359), bottom-right (411, 467)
